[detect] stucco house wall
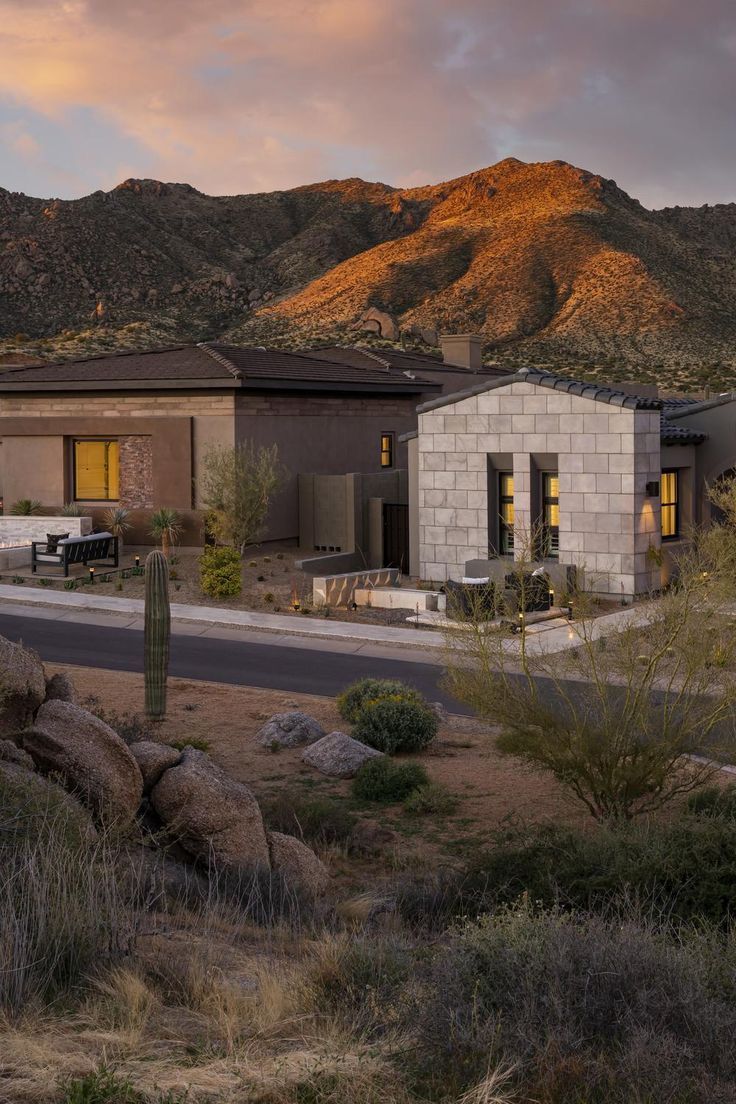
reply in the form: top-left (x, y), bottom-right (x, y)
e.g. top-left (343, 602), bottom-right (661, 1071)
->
top-left (417, 376), bottom-right (663, 597)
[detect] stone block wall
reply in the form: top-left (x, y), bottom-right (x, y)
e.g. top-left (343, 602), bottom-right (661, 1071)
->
top-left (119, 435), bottom-right (154, 509)
top-left (417, 380), bottom-right (662, 597)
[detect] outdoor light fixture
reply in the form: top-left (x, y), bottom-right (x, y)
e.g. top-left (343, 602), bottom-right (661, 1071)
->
top-left (567, 601), bottom-right (574, 621)
top-left (89, 567), bottom-right (95, 583)
top-left (645, 481), bottom-right (660, 497)
top-left (134, 555), bottom-right (140, 568)
top-left (548, 587), bottom-right (555, 607)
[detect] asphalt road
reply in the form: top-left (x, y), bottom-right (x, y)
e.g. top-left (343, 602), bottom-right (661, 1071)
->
top-left (0, 610), bottom-right (468, 712)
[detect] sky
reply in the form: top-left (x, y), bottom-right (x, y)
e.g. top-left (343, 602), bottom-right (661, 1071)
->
top-left (0, 0), bottom-right (734, 209)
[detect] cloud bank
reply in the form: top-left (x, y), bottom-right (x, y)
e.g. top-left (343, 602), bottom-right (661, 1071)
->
top-left (0, 0), bottom-right (734, 206)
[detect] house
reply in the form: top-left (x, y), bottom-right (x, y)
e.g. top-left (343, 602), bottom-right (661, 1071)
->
top-left (0, 336), bottom-right (502, 547)
top-left (405, 366), bottom-right (735, 599)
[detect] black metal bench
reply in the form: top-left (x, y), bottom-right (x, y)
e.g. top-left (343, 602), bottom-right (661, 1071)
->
top-left (31, 532), bottom-right (118, 577)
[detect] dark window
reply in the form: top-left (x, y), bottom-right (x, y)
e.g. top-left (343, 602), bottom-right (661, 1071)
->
top-left (498, 472), bottom-right (514, 554)
top-left (380, 433), bottom-right (394, 468)
top-left (541, 472), bottom-right (559, 558)
top-left (661, 470), bottom-right (679, 539)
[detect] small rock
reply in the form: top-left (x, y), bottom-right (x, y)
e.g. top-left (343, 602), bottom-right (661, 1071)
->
top-left (256, 711), bottom-right (325, 749)
top-left (269, 831), bottom-right (329, 896)
top-left (302, 731), bottom-right (383, 779)
top-left (349, 818), bottom-right (397, 855)
top-left (129, 740), bottom-right (181, 793)
top-left (44, 672), bottom-right (77, 705)
top-left (0, 738), bottom-right (34, 771)
top-left (430, 701), bottom-right (449, 724)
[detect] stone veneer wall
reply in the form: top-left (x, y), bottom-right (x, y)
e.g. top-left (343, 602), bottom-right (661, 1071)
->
top-left (118, 435), bottom-right (154, 509)
top-left (417, 380), bottom-right (662, 597)
top-left (0, 515), bottom-right (92, 544)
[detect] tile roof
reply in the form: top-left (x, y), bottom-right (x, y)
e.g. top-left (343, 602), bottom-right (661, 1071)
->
top-left (659, 413), bottom-right (707, 444)
top-left (0, 343), bottom-right (442, 394)
top-left (202, 343), bottom-right (437, 390)
top-left (0, 345), bottom-right (226, 384)
top-left (313, 345), bottom-right (507, 377)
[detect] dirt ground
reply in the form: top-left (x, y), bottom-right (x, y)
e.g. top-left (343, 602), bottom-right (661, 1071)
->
top-left (52, 663), bottom-right (588, 870)
top-left (8, 540), bottom-right (441, 629)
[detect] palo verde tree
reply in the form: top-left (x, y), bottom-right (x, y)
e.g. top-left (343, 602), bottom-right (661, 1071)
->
top-left (201, 442), bottom-right (285, 555)
top-left (443, 514), bottom-right (736, 822)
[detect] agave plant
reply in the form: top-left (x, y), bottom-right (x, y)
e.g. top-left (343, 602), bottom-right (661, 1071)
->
top-left (148, 507), bottom-right (183, 558)
top-left (102, 506), bottom-right (132, 537)
top-left (60, 501), bottom-right (84, 517)
top-left (10, 498), bottom-right (43, 516)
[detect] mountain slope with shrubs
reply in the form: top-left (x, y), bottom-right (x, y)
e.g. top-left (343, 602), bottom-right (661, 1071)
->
top-left (4, 159), bottom-right (736, 385)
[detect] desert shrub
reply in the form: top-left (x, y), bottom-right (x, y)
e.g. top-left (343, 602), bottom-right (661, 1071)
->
top-left (353, 696), bottom-right (437, 754)
top-left (162, 861), bottom-right (311, 931)
top-left (60, 1067), bottom-right (140, 1104)
top-left (261, 790), bottom-right (356, 849)
top-left (687, 783), bottom-right (736, 820)
top-left (81, 696), bottom-right (154, 745)
top-left (0, 810), bottom-right (136, 1014)
top-left (409, 907), bottom-right (736, 1102)
top-left (169, 736), bottom-right (210, 752)
top-left (403, 782), bottom-right (458, 816)
top-left (199, 544), bottom-right (242, 598)
top-left (60, 1066), bottom-right (185, 1103)
top-left (336, 677), bottom-right (422, 724)
top-left (352, 758), bottom-right (428, 803)
top-left (460, 816), bottom-right (736, 928)
top-left (9, 497), bottom-right (42, 516)
top-left (306, 934), bottom-right (413, 1040)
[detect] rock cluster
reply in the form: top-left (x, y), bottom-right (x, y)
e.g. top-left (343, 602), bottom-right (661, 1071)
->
top-left (0, 635), bottom-right (329, 896)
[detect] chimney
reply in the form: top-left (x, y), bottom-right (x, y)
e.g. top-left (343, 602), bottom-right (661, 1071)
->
top-left (440, 333), bottom-right (483, 372)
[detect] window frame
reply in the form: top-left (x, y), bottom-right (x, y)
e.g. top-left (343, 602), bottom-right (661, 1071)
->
top-left (498, 471), bottom-right (514, 555)
top-left (661, 469), bottom-right (679, 541)
top-left (541, 471), bottom-right (559, 558)
top-left (380, 431), bottom-right (395, 469)
top-left (72, 438), bottom-right (120, 503)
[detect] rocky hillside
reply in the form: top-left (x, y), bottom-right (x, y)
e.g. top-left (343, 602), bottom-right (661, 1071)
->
top-left (2, 159), bottom-right (736, 382)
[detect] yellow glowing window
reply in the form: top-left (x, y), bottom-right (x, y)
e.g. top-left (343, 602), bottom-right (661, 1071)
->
top-left (542, 472), bottom-right (559, 557)
top-left (74, 439), bottom-right (120, 501)
top-left (499, 472), bottom-right (514, 553)
top-left (380, 433), bottom-right (394, 468)
top-left (661, 470), bottom-right (678, 539)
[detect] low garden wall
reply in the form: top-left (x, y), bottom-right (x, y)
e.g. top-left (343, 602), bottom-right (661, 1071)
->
top-left (312, 567), bottom-right (400, 607)
top-left (0, 516), bottom-right (92, 546)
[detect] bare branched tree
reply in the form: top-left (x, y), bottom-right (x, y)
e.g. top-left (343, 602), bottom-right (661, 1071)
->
top-left (444, 515), bottom-right (736, 821)
top-left (201, 442), bottom-right (285, 555)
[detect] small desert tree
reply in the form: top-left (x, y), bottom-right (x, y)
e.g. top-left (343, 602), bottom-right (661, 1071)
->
top-left (201, 442), bottom-right (285, 555)
top-left (444, 524), bottom-right (736, 821)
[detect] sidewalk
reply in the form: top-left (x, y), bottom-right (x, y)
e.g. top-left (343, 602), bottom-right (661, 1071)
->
top-left (0, 583), bottom-right (652, 655)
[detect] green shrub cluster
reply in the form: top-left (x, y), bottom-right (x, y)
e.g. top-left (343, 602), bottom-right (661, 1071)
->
top-left (337, 677), bottom-right (438, 754)
top-left (199, 545), bottom-right (242, 598)
top-left (336, 677), bottom-right (421, 723)
top-left (352, 758), bottom-right (428, 802)
top-left (353, 695), bottom-right (438, 754)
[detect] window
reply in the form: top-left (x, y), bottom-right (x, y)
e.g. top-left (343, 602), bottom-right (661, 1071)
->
top-left (498, 472), bottom-right (514, 554)
top-left (542, 472), bottom-right (559, 557)
top-left (661, 469), bottom-right (679, 539)
top-left (73, 439), bottom-right (120, 501)
top-left (380, 432), bottom-right (394, 468)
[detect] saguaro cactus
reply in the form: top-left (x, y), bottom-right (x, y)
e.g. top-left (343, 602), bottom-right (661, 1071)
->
top-left (144, 549), bottom-right (170, 719)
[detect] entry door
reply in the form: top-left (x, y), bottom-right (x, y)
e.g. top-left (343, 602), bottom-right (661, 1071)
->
top-left (382, 502), bottom-right (409, 571)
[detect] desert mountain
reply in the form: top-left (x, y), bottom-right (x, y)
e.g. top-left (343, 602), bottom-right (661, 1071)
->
top-left (1, 159), bottom-right (736, 376)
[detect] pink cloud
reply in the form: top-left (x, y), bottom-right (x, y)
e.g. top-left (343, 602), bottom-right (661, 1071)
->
top-left (0, 0), bottom-right (733, 205)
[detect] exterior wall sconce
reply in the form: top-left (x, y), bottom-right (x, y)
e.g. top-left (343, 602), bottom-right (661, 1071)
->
top-left (645, 481), bottom-right (660, 497)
